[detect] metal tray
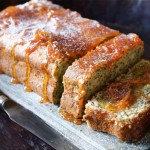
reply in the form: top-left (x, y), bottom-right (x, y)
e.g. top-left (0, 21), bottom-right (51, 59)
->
top-left (0, 74), bottom-right (150, 150)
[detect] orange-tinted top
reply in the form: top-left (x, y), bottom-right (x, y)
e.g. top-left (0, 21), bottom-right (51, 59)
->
top-left (0, 0), bottom-right (119, 62)
top-left (79, 33), bottom-right (143, 69)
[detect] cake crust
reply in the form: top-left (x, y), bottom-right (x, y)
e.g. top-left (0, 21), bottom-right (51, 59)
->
top-left (84, 105), bottom-right (150, 141)
top-left (0, 0), bottom-right (119, 103)
top-left (84, 60), bottom-right (150, 141)
top-left (60, 33), bottom-right (144, 120)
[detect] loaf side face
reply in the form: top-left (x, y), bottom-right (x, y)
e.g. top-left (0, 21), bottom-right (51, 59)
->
top-left (0, 0), bottom-right (119, 103)
top-left (84, 60), bottom-right (150, 141)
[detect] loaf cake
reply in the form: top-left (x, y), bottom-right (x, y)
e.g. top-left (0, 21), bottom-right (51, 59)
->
top-left (0, 0), bottom-right (119, 103)
top-left (60, 33), bottom-right (144, 122)
top-left (84, 60), bottom-right (150, 141)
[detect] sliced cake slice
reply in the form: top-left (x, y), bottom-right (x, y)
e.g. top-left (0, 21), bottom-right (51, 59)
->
top-left (84, 60), bottom-right (150, 141)
top-left (60, 33), bottom-right (144, 123)
top-left (0, 0), bottom-right (119, 104)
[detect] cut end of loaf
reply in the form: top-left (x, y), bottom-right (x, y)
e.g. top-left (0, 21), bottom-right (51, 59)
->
top-left (84, 60), bottom-right (150, 141)
top-left (60, 33), bottom-right (144, 120)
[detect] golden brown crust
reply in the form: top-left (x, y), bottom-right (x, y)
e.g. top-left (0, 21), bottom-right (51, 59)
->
top-left (0, 0), bottom-right (119, 103)
top-left (64, 33), bottom-right (143, 82)
top-left (84, 60), bottom-right (150, 141)
top-left (84, 106), bottom-right (150, 141)
top-left (0, 51), bottom-right (56, 102)
top-left (0, 0), bottom-right (119, 62)
top-left (0, 48), bottom-right (13, 76)
top-left (60, 33), bottom-right (144, 120)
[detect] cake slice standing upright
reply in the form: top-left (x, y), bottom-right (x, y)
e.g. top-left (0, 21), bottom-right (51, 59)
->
top-left (60, 33), bottom-right (144, 123)
top-left (84, 60), bottom-right (150, 141)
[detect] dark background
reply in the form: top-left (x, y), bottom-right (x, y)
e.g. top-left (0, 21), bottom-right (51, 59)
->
top-left (0, 0), bottom-right (150, 59)
top-left (0, 0), bottom-right (149, 150)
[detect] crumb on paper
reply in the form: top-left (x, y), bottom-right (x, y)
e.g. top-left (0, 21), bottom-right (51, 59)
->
top-left (50, 108), bottom-right (53, 112)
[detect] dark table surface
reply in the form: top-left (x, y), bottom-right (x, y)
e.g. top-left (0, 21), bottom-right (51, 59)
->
top-left (0, 109), bottom-right (55, 150)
